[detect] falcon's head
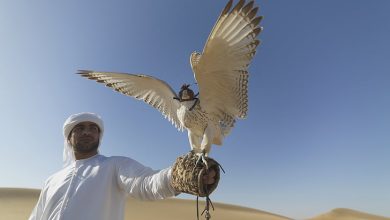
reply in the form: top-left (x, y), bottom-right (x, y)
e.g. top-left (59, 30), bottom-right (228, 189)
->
top-left (178, 84), bottom-right (196, 101)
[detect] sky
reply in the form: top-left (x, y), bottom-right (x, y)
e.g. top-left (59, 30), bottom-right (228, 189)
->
top-left (0, 0), bottom-right (389, 219)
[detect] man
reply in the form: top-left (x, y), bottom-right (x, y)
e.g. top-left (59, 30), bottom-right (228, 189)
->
top-left (29, 112), bottom-right (217, 220)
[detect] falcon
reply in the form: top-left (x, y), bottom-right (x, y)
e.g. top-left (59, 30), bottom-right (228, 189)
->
top-left (78, 0), bottom-right (262, 165)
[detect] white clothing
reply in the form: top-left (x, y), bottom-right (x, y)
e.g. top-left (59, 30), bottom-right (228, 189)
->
top-left (28, 154), bottom-right (176, 220)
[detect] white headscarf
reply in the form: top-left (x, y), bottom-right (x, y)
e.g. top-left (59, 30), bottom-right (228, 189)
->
top-left (62, 112), bottom-right (104, 167)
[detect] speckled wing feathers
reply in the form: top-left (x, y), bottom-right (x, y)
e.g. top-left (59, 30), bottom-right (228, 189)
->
top-left (191, 0), bottom-right (262, 121)
top-left (77, 70), bottom-right (184, 131)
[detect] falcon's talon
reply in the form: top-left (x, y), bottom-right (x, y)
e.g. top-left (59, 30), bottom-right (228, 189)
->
top-left (191, 152), bottom-right (209, 174)
top-left (195, 152), bottom-right (209, 169)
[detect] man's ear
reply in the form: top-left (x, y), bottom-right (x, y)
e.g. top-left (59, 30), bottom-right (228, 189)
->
top-left (67, 130), bottom-right (73, 141)
top-left (67, 133), bottom-right (72, 144)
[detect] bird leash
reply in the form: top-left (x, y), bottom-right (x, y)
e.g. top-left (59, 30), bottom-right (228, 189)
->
top-left (197, 193), bottom-right (214, 220)
top-left (196, 162), bottom-right (225, 220)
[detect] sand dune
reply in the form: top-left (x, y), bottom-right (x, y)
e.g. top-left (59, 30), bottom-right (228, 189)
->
top-left (0, 188), bottom-right (291, 220)
top-left (1, 188), bottom-right (389, 220)
top-left (309, 208), bottom-right (390, 220)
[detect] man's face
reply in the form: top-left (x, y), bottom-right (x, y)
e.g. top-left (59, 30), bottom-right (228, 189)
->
top-left (68, 121), bottom-right (100, 154)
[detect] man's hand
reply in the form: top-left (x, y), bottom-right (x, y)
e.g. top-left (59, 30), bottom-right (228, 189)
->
top-left (202, 169), bottom-right (217, 185)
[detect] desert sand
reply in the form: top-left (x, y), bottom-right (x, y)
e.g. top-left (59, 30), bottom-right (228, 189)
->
top-left (309, 208), bottom-right (390, 220)
top-left (1, 188), bottom-right (389, 220)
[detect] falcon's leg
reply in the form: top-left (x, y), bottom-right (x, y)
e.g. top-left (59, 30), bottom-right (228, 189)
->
top-left (195, 124), bottom-right (215, 170)
top-left (188, 130), bottom-right (201, 153)
top-left (188, 130), bottom-right (206, 173)
top-left (201, 124), bottom-right (215, 156)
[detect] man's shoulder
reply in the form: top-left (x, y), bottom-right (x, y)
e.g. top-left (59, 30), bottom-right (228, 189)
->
top-left (105, 155), bottom-right (152, 175)
top-left (88, 155), bottom-right (138, 169)
top-left (84, 154), bottom-right (135, 165)
top-left (104, 155), bottom-right (138, 165)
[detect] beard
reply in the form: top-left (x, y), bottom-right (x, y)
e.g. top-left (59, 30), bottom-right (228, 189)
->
top-left (73, 138), bottom-right (99, 154)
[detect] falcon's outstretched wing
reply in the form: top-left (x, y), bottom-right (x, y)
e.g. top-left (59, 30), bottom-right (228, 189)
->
top-left (191, 0), bottom-right (262, 120)
top-left (77, 70), bottom-right (184, 131)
